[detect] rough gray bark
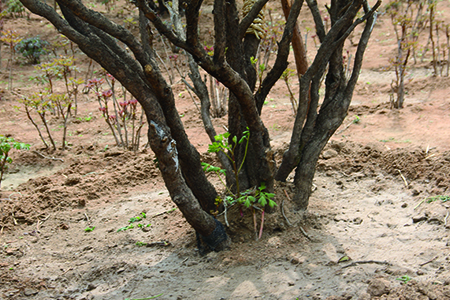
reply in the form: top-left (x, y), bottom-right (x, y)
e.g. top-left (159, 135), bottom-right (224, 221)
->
top-left (276, 0), bottom-right (381, 210)
top-left (19, 0), bottom-right (228, 250)
top-left (19, 0), bottom-right (380, 245)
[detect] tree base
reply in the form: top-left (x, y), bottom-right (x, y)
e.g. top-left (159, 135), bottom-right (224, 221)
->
top-left (196, 218), bottom-right (230, 255)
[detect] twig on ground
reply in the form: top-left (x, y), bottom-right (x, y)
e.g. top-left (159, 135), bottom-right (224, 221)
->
top-left (337, 119), bottom-right (355, 134)
top-left (33, 151), bottom-right (64, 162)
top-left (414, 198), bottom-right (426, 210)
top-left (445, 212), bottom-right (449, 226)
top-left (84, 212), bottom-right (90, 223)
top-left (12, 212), bottom-right (18, 225)
top-left (181, 257), bottom-right (189, 265)
top-left (153, 208), bottom-right (177, 218)
top-left (419, 256), bottom-right (438, 267)
top-left (397, 169), bottom-right (408, 187)
top-left (299, 226), bottom-right (312, 241)
top-left (341, 260), bottom-right (392, 269)
top-left (61, 267), bottom-right (73, 275)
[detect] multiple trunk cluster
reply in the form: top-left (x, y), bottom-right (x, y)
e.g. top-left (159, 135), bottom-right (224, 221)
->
top-left (19, 0), bottom-right (380, 250)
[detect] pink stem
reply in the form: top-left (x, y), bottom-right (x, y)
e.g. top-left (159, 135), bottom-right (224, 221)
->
top-left (259, 210), bottom-right (265, 240)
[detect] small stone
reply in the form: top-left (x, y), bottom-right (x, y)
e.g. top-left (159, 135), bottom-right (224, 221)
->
top-left (322, 149), bottom-right (338, 159)
top-left (353, 217), bottom-right (363, 225)
top-left (86, 283), bottom-right (97, 291)
top-left (411, 189), bottom-right (420, 196)
top-left (185, 261), bottom-right (198, 267)
top-left (288, 282), bottom-right (295, 286)
top-left (401, 203), bottom-right (408, 208)
top-left (417, 270), bottom-right (424, 275)
top-left (64, 176), bottom-right (81, 186)
top-left (23, 288), bottom-right (39, 296)
top-left (366, 278), bottom-right (390, 297)
top-left (78, 198), bottom-right (86, 207)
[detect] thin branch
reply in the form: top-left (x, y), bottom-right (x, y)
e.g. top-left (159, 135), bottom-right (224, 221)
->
top-left (306, 0), bottom-right (326, 42)
top-left (57, 0), bottom-right (150, 65)
top-left (255, 0), bottom-right (305, 111)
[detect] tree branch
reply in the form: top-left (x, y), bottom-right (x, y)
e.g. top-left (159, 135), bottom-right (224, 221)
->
top-left (213, 0), bottom-right (226, 65)
top-left (255, 0), bottom-right (304, 112)
top-left (185, 0), bottom-right (203, 47)
top-left (57, 0), bottom-right (150, 65)
top-left (306, 0), bottom-right (326, 42)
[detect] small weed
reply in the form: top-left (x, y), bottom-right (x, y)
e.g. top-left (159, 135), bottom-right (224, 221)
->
top-left (0, 135), bottom-right (30, 189)
top-left (117, 224), bottom-right (134, 232)
top-left (396, 275), bottom-right (411, 284)
top-left (136, 241), bottom-right (147, 247)
top-left (118, 213), bottom-right (151, 232)
top-left (129, 212), bottom-right (146, 223)
top-left (84, 226), bottom-right (95, 232)
top-left (426, 195), bottom-right (450, 203)
top-left (76, 115), bottom-right (92, 122)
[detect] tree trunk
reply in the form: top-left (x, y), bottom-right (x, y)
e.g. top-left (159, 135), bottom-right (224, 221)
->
top-left (19, 0), bottom-right (229, 250)
top-left (287, 0), bottom-right (380, 210)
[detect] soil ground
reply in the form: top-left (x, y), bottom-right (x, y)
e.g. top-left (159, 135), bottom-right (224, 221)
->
top-left (1, 1), bottom-right (450, 299)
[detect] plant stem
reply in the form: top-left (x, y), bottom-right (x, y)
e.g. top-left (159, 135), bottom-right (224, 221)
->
top-left (24, 106), bottom-right (48, 148)
top-left (259, 210), bottom-right (265, 239)
top-left (253, 207), bottom-right (257, 240)
top-left (39, 112), bottom-right (56, 150)
top-left (62, 103), bottom-right (72, 150)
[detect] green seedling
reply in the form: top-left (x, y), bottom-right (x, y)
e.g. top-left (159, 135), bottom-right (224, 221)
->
top-left (84, 226), bottom-right (95, 232)
top-left (0, 135), bottom-right (30, 189)
top-left (204, 130), bottom-right (276, 240)
top-left (426, 195), bottom-right (450, 203)
top-left (137, 224), bottom-right (151, 228)
top-left (117, 224), bottom-right (134, 232)
top-left (396, 275), bottom-right (411, 284)
top-left (136, 241), bottom-right (147, 247)
top-left (129, 212), bottom-right (146, 223)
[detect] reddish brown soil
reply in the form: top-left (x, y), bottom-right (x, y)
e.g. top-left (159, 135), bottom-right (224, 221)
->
top-left (1, 1), bottom-right (450, 299)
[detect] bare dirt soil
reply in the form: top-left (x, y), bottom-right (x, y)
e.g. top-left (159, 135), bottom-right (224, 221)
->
top-left (1, 1), bottom-right (450, 299)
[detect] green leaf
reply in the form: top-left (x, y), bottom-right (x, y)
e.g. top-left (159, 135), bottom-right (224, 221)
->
top-left (232, 135), bottom-right (237, 144)
top-left (259, 182), bottom-right (266, 191)
top-left (259, 194), bottom-right (267, 207)
top-left (265, 193), bottom-right (275, 199)
top-left (268, 199), bottom-right (277, 208)
top-left (84, 226), bottom-right (95, 232)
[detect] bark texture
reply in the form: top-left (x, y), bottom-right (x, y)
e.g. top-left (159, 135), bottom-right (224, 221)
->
top-left (19, 0), bottom-right (228, 249)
